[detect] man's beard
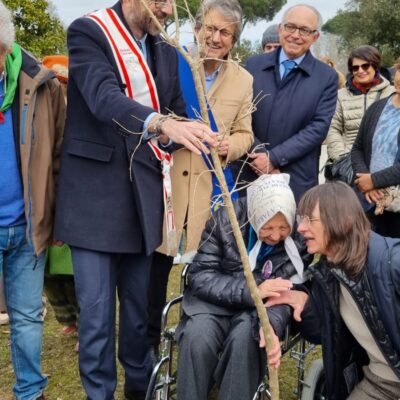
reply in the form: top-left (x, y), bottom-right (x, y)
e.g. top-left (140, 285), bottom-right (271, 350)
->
top-left (126, 8), bottom-right (163, 36)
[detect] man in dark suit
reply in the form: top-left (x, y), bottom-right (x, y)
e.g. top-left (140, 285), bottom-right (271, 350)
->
top-left (54, 1), bottom-right (216, 399)
top-left (245, 4), bottom-right (338, 202)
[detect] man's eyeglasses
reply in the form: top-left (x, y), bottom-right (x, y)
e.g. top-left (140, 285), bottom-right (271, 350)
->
top-left (204, 24), bottom-right (235, 40)
top-left (283, 23), bottom-right (318, 37)
top-left (351, 63), bottom-right (371, 73)
top-left (296, 215), bottom-right (321, 226)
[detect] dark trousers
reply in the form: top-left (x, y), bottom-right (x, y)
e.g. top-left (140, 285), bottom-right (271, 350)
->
top-left (71, 247), bottom-right (153, 400)
top-left (370, 211), bottom-right (400, 239)
top-left (147, 251), bottom-right (174, 348)
top-left (176, 311), bottom-right (265, 400)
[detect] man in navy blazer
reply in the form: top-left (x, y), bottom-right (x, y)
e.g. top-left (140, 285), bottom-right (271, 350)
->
top-left (54, 1), bottom-right (216, 399)
top-left (245, 4), bottom-right (338, 203)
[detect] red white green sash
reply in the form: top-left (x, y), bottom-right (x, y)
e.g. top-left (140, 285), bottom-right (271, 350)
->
top-left (88, 8), bottom-right (176, 252)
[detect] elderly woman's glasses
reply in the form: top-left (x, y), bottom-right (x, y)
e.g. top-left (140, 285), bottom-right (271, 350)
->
top-left (296, 215), bottom-right (321, 227)
top-left (204, 24), bottom-right (234, 40)
top-left (283, 23), bottom-right (318, 37)
top-left (351, 63), bottom-right (371, 73)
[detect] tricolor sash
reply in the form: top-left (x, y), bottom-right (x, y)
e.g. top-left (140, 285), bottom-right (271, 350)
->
top-left (177, 47), bottom-right (239, 210)
top-left (88, 8), bottom-right (176, 251)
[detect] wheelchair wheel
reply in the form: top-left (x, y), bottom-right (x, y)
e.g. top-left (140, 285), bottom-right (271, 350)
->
top-left (301, 359), bottom-right (327, 400)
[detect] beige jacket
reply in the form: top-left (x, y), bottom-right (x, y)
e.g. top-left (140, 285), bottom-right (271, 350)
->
top-left (326, 77), bottom-right (394, 161)
top-left (158, 61), bottom-right (254, 256)
top-left (17, 52), bottom-right (65, 255)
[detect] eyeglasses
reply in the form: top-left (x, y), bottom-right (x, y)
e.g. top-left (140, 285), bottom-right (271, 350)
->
top-left (351, 63), bottom-right (371, 73)
top-left (204, 24), bottom-right (235, 40)
top-left (296, 215), bottom-right (321, 227)
top-left (149, 0), bottom-right (173, 8)
top-left (283, 23), bottom-right (318, 37)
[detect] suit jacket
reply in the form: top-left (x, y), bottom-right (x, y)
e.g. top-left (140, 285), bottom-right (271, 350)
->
top-left (245, 48), bottom-right (338, 202)
top-left (157, 60), bottom-right (254, 255)
top-left (54, 2), bottom-right (186, 255)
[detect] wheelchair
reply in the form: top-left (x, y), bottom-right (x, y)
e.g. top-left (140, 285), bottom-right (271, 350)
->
top-left (145, 264), bottom-right (327, 400)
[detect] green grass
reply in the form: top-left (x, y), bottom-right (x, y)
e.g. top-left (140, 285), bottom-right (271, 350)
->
top-left (0, 264), bottom-right (321, 399)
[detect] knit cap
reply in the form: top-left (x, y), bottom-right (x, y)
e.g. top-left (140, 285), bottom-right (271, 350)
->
top-left (246, 174), bottom-right (304, 283)
top-left (247, 173), bottom-right (295, 237)
top-left (261, 24), bottom-right (280, 49)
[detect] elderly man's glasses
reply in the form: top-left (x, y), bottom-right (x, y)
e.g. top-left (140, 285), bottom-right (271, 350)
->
top-left (204, 24), bottom-right (234, 40)
top-left (296, 215), bottom-right (321, 226)
top-left (351, 63), bottom-right (371, 73)
top-left (283, 23), bottom-right (318, 37)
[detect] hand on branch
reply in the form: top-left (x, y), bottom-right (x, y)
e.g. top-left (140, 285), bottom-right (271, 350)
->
top-left (150, 116), bottom-right (218, 155)
top-left (217, 133), bottom-right (229, 157)
top-left (355, 173), bottom-right (374, 193)
top-left (258, 277), bottom-right (293, 300)
top-left (265, 289), bottom-right (309, 322)
top-left (248, 152), bottom-right (278, 175)
top-left (259, 327), bottom-right (281, 369)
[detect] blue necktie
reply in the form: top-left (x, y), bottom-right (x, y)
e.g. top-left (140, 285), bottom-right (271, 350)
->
top-left (282, 59), bottom-right (297, 79)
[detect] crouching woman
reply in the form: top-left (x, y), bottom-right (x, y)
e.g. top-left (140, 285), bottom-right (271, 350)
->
top-left (267, 181), bottom-right (400, 400)
top-left (176, 174), bottom-right (311, 400)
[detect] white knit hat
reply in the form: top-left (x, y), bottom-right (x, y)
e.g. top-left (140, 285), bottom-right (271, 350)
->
top-left (247, 174), bottom-right (296, 237)
top-left (246, 174), bottom-right (304, 283)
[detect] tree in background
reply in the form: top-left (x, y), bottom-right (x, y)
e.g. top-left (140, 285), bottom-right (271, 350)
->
top-left (4, 0), bottom-right (66, 58)
top-left (232, 39), bottom-right (262, 64)
top-left (171, 0), bottom-right (287, 32)
top-left (323, 0), bottom-right (400, 66)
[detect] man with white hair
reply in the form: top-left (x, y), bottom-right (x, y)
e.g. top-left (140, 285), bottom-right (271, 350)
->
top-left (0, 2), bottom-right (65, 399)
top-left (245, 4), bottom-right (338, 203)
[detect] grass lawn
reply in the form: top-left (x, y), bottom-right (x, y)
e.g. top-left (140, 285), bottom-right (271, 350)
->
top-left (0, 264), bottom-right (321, 399)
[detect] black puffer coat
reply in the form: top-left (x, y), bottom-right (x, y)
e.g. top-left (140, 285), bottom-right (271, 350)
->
top-left (299, 232), bottom-right (400, 400)
top-left (183, 198), bottom-right (311, 338)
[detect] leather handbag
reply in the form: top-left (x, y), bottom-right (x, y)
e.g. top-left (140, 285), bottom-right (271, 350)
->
top-left (324, 153), bottom-right (354, 185)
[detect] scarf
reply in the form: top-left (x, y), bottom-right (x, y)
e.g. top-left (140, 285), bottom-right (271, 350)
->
top-left (352, 72), bottom-right (382, 94)
top-left (0, 43), bottom-right (22, 124)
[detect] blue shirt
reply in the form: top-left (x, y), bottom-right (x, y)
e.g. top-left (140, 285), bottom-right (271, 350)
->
top-left (0, 75), bottom-right (25, 227)
top-left (370, 98), bottom-right (400, 173)
top-left (279, 49), bottom-right (306, 79)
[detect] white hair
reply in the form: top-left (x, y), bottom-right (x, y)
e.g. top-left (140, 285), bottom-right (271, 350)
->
top-left (0, 1), bottom-right (15, 52)
top-left (282, 3), bottom-right (323, 30)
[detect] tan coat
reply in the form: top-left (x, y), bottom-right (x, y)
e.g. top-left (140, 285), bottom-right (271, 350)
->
top-left (158, 61), bottom-right (254, 256)
top-left (17, 54), bottom-right (65, 255)
top-left (326, 77), bottom-right (394, 161)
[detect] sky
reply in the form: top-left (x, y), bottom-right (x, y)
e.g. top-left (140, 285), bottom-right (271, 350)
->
top-left (55, 0), bottom-right (347, 43)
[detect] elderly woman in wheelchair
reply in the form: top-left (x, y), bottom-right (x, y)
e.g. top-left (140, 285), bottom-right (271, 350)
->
top-left (175, 174), bottom-right (311, 400)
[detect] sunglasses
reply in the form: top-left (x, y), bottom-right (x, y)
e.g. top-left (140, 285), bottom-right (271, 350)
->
top-left (351, 63), bottom-right (371, 73)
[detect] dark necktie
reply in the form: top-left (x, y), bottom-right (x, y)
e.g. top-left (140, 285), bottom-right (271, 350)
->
top-left (282, 59), bottom-right (297, 79)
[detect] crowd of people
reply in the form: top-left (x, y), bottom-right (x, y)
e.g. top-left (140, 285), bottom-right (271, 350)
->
top-left (0, 0), bottom-right (399, 400)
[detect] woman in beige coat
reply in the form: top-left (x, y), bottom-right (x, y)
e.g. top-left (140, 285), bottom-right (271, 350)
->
top-left (326, 45), bottom-right (394, 162)
top-left (148, 0), bottom-right (254, 350)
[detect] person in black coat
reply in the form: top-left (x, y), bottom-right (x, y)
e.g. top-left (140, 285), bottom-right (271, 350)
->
top-left (176, 174), bottom-right (311, 400)
top-left (267, 182), bottom-right (400, 400)
top-left (351, 59), bottom-right (400, 238)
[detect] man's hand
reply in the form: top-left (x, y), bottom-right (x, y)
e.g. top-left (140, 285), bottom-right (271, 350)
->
top-left (52, 240), bottom-right (64, 247)
top-left (258, 277), bottom-right (293, 300)
top-left (150, 116), bottom-right (217, 155)
top-left (355, 173), bottom-right (374, 193)
top-left (365, 188), bottom-right (383, 204)
top-left (259, 327), bottom-right (281, 369)
top-left (217, 133), bottom-right (229, 157)
top-left (265, 290), bottom-right (309, 322)
top-left (248, 152), bottom-right (279, 175)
